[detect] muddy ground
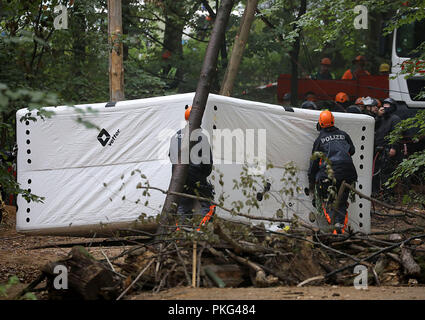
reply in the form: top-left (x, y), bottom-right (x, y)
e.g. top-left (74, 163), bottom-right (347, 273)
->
top-left (1, 205), bottom-right (424, 300)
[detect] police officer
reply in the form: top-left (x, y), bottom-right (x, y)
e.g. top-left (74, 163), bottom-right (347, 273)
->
top-left (308, 110), bottom-right (358, 234)
top-left (168, 106), bottom-right (215, 225)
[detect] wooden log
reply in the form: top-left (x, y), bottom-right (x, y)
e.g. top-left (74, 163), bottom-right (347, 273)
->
top-left (204, 266), bottom-right (226, 288)
top-left (225, 249), bottom-right (278, 287)
top-left (400, 247), bottom-right (421, 277)
top-left (42, 246), bottom-right (122, 300)
top-left (203, 264), bottom-right (246, 288)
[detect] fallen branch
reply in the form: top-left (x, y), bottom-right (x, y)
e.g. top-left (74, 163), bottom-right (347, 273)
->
top-left (214, 223), bottom-right (271, 254)
top-left (116, 259), bottom-right (155, 300)
top-left (400, 247), bottom-right (421, 276)
top-left (16, 273), bottom-right (46, 299)
top-left (173, 242), bottom-right (191, 285)
top-left (343, 182), bottom-right (425, 220)
top-left (138, 184), bottom-right (315, 232)
top-left (225, 249), bottom-right (278, 287)
top-left (297, 275), bottom-right (325, 287)
top-left (325, 234), bottom-right (425, 279)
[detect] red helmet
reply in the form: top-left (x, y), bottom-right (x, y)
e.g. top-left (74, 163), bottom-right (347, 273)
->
top-left (355, 97), bottom-right (364, 105)
top-left (321, 58), bottom-right (331, 65)
top-left (353, 55), bottom-right (366, 62)
top-left (319, 110), bottom-right (335, 128)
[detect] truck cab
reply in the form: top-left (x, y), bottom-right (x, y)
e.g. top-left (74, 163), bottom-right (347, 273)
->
top-left (390, 17), bottom-right (425, 109)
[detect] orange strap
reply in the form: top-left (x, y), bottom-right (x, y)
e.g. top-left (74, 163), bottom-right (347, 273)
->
top-left (322, 204), bottom-right (331, 224)
top-left (197, 205), bottom-right (216, 231)
top-left (334, 212), bottom-right (349, 234)
top-left (324, 205), bottom-right (349, 234)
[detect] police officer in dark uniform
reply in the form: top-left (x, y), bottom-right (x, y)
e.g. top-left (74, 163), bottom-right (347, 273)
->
top-left (168, 106), bottom-right (214, 225)
top-left (308, 110), bottom-right (358, 234)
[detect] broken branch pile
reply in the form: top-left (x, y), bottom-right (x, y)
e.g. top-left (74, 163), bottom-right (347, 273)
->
top-left (24, 211), bottom-right (425, 300)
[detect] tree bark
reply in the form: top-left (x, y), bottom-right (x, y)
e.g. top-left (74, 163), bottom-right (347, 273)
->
top-left (289, 0), bottom-right (307, 107)
top-left (220, 0), bottom-right (258, 96)
top-left (108, 0), bottom-right (125, 101)
top-left (42, 246), bottom-right (121, 300)
top-left (156, 0), bottom-right (234, 237)
top-left (400, 247), bottom-right (421, 277)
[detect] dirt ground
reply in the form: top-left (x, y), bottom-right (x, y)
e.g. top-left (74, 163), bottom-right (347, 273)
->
top-left (0, 206), bottom-right (131, 299)
top-left (132, 285), bottom-right (425, 300)
top-left (1, 205), bottom-right (424, 300)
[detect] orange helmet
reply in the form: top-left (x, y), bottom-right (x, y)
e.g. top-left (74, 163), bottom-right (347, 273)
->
top-left (354, 55), bottom-right (366, 62)
top-left (321, 58), bottom-right (331, 65)
top-left (355, 97), bottom-right (364, 105)
top-left (319, 110), bottom-right (335, 128)
top-left (335, 92), bottom-right (349, 103)
top-left (185, 105), bottom-right (192, 121)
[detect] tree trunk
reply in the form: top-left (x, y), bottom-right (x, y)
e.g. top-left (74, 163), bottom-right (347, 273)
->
top-left (289, 0), bottom-right (307, 107)
top-left (220, 0), bottom-right (258, 96)
top-left (108, 0), bottom-right (125, 101)
top-left (156, 0), bottom-right (234, 237)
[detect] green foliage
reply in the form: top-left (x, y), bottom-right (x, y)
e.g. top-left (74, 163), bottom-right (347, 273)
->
top-left (389, 110), bottom-right (425, 145)
top-left (0, 275), bottom-right (37, 300)
top-left (386, 151), bottom-right (425, 188)
top-left (386, 110), bottom-right (425, 208)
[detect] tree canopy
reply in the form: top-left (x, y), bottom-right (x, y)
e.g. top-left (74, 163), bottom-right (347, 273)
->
top-left (0, 0), bottom-right (424, 199)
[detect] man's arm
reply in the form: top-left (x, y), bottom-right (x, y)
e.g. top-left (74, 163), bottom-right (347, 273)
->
top-left (307, 138), bottom-right (321, 184)
top-left (345, 132), bottom-right (356, 156)
top-left (388, 115), bottom-right (402, 156)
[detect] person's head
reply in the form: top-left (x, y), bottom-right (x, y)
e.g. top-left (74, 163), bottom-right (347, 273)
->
top-left (335, 92), bottom-right (349, 104)
top-left (283, 92), bottom-right (291, 103)
top-left (301, 100), bottom-right (318, 110)
top-left (320, 57), bottom-right (331, 73)
top-left (305, 91), bottom-right (317, 102)
top-left (353, 55), bottom-right (366, 70)
top-left (346, 105), bottom-right (362, 114)
top-left (381, 97), bottom-right (397, 116)
top-left (319, 110), bottom-right (335, 129)
top-left (355, 97), bottom-right (364, 105)
top-left (362, 96), bottom-right (379, 116)
top-left (355, 97), bottom-right (366, 112)
top-left (379, 63), bottom-right (390, 75)
top-left (185, 105), bottom-right (192, 121)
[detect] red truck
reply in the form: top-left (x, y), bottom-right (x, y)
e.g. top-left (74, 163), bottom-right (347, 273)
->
top-left (277, 74), bottom-right (389, 103)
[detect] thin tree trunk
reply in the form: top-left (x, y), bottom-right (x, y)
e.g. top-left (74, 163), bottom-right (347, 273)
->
top-left (220, 0), bottom-right (258, 96)
top-left (108, 0), bottom-right (125, 101)
top-left (156, 0), bottom-right (234, 237)
top-left (289, 0), bottom-right (307, 107)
